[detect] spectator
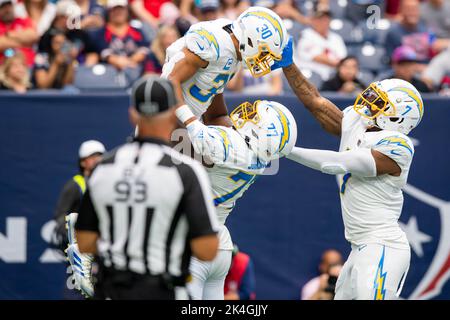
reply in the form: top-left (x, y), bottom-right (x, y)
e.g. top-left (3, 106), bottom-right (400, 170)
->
top-left (421, 0), bottom-right (450, 39)
top-left (38, 0), bottom-right (99, 66)
top-left (296, 2), bottom-right (347, 80)
top-left (220, 0), bottom-right (248, 20)
top-left (74, 0), bottom-right (106, 31)
top-left (14, 0), bottom-right (56, 36)
top-left (385, 0), bottom-right (448, 63)
top-left (144, 25), bottom-right (179, 75)
top-left (227, 65), bottom-right (283, 95)
top-left (321, 56), bottom-right (367, 94)
top-left (0, 52), bottom-right (31, 93)
top-left (422, 46), bottom-right (450, 94)
top-left (0, 0), bottom-right (39, 66)
top-left (301, 249), bottom-right (343, 300)
top-left (130, 0), bottom-right (179, 40)
top-left (51, 139), bottom-right (105, 299)
top-left (93, 0), bottom-right (149, 71)
top-left (275, 0), bottom-right (311, 26)
top-left (33, 29), bottom-right (78, 89)
top-left (224, 245), bottom-right (256, 300)
top-left (384, 45), bottom-right (431, 93)
top-left (197, 0), bottom-right (221, 21)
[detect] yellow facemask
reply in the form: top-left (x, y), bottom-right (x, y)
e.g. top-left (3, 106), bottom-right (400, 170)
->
top-left (230, 100), bottom-right (261, 129)
top-left (244, 44), bottom-right (281, 78)
top-left (353, 83), bottom-right (396, 119)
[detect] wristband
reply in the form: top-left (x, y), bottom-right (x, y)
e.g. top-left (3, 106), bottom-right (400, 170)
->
top-left (175, 104), bottom-right (195, 124)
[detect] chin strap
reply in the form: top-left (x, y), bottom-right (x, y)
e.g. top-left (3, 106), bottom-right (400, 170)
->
top-left (287, 147), bottom-right (377, 177)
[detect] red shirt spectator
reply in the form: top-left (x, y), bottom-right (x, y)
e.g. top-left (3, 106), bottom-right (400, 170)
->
top-left (224, 248), bottom-right (256, 300)
top-left (0, 0), bottom-right (38, 66)
top-left (130, 0), bottom-right (169, 18)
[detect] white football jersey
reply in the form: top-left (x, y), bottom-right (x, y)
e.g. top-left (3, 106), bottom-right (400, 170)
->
top-left (338, 106), bottom-right (414, 250)
top-left (162, 19), bottom-right (239, 119)
top-left (185, 121), bottom-right (268, 250)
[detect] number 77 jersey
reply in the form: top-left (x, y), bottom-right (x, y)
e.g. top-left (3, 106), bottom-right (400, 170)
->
top-left (162, 19), bottom-right (240, 118)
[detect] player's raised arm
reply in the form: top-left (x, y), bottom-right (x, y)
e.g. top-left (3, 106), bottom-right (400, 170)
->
top-left (162, 47), bottom-right (208, 105)
top-left (272, 37), bottom-right (343, 136)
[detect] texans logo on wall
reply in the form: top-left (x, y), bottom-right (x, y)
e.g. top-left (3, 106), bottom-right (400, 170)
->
top-left (400, 184), bottom-right (450, 299)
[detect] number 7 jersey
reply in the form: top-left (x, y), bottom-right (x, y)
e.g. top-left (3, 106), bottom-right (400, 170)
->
top-left (162, 19), bottom-right (239, 118)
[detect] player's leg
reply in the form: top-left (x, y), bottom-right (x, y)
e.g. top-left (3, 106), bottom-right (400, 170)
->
top-left (65, 212), bottom-right (94, 298)
top-left (187, 257), bottom-right (211, 300)
top-left (334, 248), bottom-right (356, 300)
top-left (352, 244), bottom-right (410, 300)
top-left (201, 249), bottom-right (233, 300)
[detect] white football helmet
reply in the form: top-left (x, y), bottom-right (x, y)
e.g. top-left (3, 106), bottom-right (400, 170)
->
top-left (231, 6), bottom-right (288, 78)
top-left (230, 100), bottom-right (297, 162)
top-left (353, 78), bottom-right (424, 135)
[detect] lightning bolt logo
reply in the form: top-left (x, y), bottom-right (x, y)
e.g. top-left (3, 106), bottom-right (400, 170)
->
top-left (214, 127), bottom-right (232, 161)
top-left (376, 136), bottom-right (413, 155)
top-left (244, 11), bottom-right (283, 44)
top-left (191, 28), bottom-right (220, 58)
top-left (270, 104), bottom-right (290, 153)
top-left (374, 246), bottom-right (387, 300)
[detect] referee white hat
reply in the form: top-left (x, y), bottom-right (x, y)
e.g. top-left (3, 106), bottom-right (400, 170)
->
top-left (131, 75), bottom-right (178, 116)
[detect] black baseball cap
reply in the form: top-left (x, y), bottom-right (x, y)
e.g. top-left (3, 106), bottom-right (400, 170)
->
top-left (131, 75), bottom-right (178, 116)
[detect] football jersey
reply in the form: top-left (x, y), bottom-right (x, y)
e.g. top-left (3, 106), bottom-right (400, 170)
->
top-left (185, 122), bottom-right (268, 250)
top-left (162, 19), bottom-right (239, 119)
top-left (338, 106), bottom-right (414, 250)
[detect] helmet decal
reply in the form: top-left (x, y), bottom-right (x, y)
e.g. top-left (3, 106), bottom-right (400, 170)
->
top-left (270, 104), bottom-right (291, 153)
top-left (388, 87), bottom-right (424, 119)
top-left (242, 10), bottom-right (284, 45)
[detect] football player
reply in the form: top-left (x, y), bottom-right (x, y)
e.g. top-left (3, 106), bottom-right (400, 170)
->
top-left (274, 44), bottom-right (423, 299)
top-left (162, 6), bottom-right (288, 126)
top-left (175, 100), bottom-right (297, 299)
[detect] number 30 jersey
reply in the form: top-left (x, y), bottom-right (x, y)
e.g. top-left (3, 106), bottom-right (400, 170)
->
top-left (185, 120), bottom-right (269, 250)
top-left (162, 19), bottom-right (239, 118)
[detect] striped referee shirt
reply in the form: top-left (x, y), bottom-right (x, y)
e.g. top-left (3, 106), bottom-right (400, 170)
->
top-left (75, 137), bottom-right (219, 278)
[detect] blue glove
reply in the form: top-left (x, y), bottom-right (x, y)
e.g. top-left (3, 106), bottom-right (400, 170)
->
top-left (271, 36), bottom-right (294, 71)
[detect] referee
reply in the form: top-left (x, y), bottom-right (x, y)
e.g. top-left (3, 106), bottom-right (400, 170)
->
top-left (75, 76), bottom-right (219, 300)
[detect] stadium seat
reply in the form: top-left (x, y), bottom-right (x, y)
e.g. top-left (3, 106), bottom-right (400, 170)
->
top-left (75, 65), bottom-right (127, 90)
top-left (328, 0), bottom-right (348, 19)
top-left (358, 19), bottom-right (392, 46)
top-left (74, 65), bottom-right (143, 91)
top-left (358, 69), bottom-right (374, 86)
top-left (374, 69), bottom-right (394, 82)
top-left (330, 19), bottom-right (364, 45)
top-left (354, 43), bottom-right (389, 72)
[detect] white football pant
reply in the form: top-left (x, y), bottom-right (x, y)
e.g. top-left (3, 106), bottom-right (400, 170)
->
top-left (188, 249), bottom-right (232, 300)
top-left (335, 243), bottom-right (410, 300)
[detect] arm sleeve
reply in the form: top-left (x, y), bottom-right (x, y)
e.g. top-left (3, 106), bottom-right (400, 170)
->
top-left (238, 259), bottom-right (256, 300)
top-left (185, 29), bottom-right (218, 62)
top-left (75, 188), bottom-right (100, 233)
top-left (185, 120), bottom-right (229, 163)
top-left (372, 135), bottom-right (414, 173)
top-left (287, 147), bottom-right (377, 177)
top-left (178, 162), bottom-right (219, 239)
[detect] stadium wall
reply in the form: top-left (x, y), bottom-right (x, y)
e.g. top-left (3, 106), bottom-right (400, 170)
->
top-left (0, 92), bottom-right (449, 300)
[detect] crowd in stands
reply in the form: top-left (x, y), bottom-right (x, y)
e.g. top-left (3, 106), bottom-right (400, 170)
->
top-left (0, 0), bottom-right (449, 95)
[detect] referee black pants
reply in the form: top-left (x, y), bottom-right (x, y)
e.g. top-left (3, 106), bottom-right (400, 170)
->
top-left (94, 267), bottom-right (178, 300)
